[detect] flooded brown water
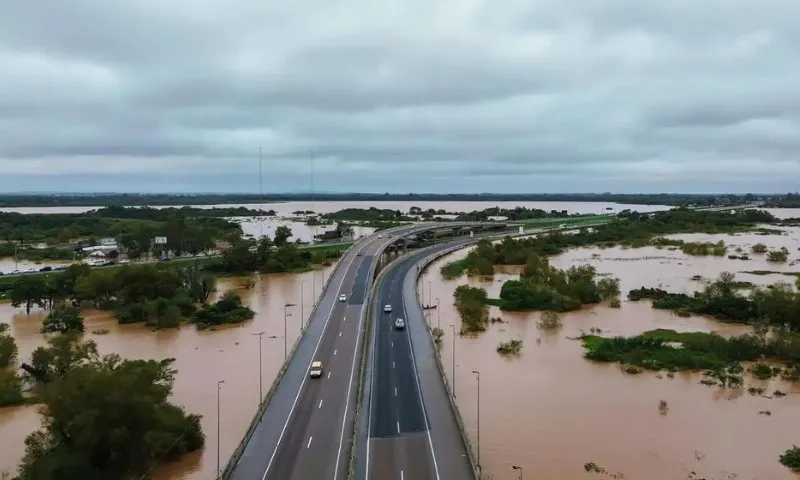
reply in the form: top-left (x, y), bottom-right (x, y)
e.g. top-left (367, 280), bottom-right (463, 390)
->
top-left (0, 263), bottom-right (336, 479)
top-left (0, 200), bottom-right (669, 216)
top-left (419, 228), bottom-right (800, 480)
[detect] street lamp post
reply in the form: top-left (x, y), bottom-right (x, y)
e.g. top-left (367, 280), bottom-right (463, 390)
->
top-left (216, 380), bottom-right (225, 479)
top-left (283, 304), bottom-right (295, 360)
top-left (436, 297), bottom-right (441, 329)
top-left (300, 281), bottom-right (305, 330)
top-left (472, 370), bottom-right (481, 472)
top-left (427, 281), bottom-right (432, 308)
top-left (450, 324), bottom-right (456, 397)
top-left (512, 465), bottom-right (523, 479)
top-left (251, 332), bottom-right (265, 401)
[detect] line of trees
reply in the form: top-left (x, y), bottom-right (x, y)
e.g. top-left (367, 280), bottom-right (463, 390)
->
top-left (629, 271), bottom-right (800, 331)
top-left (441, 208), bottom-right (777, 279)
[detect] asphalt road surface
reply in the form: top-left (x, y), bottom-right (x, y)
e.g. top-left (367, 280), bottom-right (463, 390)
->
top-left (230, 227), bottom-right (416, 480)
top-left (363, 240), bottom-right (476, 480)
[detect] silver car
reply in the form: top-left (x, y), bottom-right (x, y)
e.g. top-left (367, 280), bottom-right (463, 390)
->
top-left (394, 318), bottom-right (405, 330)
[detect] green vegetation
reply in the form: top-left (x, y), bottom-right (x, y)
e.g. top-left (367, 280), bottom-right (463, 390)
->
top-left (763, 193), bottom-right (800, 208)
top-left (205, 235), bottom-right (348, 275)
top-left (192, 291), bottom-right (255, 329)
top-left (453, 285), bottom-right (489, 334)
top-left (440, 208), bottom-right (776, 279)
top-left (780, 446), bottom-right (800, 470)
top-left (768, 250), bottom-right (789, 263)
top-left (17, 334), bottom-right (204, 479)
top-left (580, 326), bottom-right (800, 382)
top-left (41, 305), bottom-right (84, 334)
top-left (628, 272), bottom-right (800, 330)
top-left (673, 240), bottom-right (727, 256)
top-left (497, 255), bottom-right (620, 312)
top-left (497, 339), bottom-right (523, 355)
top-left (752, 243), bottom-right (769, 253)
top-left (537, 311), bottom-right (563, 329)
top-left (0, 324), bottom-right (24, 406)
top-left (322, 207), bottom-right (414, 222)
top-left (0, 206), bottom-right (244, 260)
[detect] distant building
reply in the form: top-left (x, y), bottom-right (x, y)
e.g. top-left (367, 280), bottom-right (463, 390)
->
top-left (214, 241), bottom-right (233, 252)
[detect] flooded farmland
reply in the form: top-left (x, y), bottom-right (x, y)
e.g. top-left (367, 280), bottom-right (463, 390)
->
top-left (419, 228), bottom-right (800, 480)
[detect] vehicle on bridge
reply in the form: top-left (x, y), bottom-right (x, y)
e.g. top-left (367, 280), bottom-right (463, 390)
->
top-left (394, 318), bottom-right (405, 330)
top-left (338, 294), bottom-right (347, 302)
top-left (309, 361), bottom-right (323, 378)
top-left (383, 304), bottom-right (392, 313)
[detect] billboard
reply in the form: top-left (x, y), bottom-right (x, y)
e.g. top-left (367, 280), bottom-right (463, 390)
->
top-left (154, 237), bottom-right (167, 245)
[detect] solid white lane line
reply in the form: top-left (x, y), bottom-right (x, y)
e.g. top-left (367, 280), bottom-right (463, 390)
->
top-left (261, 238), bottom-right (376, 480)
top-left (319, 399), bottom-right (323, 409)
top-left (307, 436), bottom-right (313, 448)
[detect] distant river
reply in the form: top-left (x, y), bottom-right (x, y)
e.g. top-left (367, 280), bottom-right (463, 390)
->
top-left (0, 201), bottom-right (670, 216)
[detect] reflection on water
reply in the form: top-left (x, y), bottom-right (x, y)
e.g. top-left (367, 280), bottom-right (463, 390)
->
top-left (419, 232), bottom-right (800, 480)
top-left (0, 263), bottom-right (336, 479)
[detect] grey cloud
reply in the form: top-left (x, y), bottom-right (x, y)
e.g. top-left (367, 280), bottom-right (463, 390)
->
top-left (1, 0), bottom-right (799, 193)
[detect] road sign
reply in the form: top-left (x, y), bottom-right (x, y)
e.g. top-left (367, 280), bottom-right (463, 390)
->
top-left (154, 237), bottom-right (167, 245)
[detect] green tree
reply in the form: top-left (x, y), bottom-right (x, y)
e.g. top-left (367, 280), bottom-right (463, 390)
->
top-left (0, 324), bottom-right (17, 368)
top-left (41, 305), bottom-right (85, 334)
top-left (23, 333), bottom-right (100, 384)
top-left (597, 277), bottom-right (622, 300)
top-left (11, 275), bottom-right (47, 314)
top-left (0, 324), bottom-right (24, 406)
top-left (274, 225), bottom-right (293, 247)
top-left (18, 348), bottom-right (204, 479)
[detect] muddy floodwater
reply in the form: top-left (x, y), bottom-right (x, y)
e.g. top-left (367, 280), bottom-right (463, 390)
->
top-left (419, 228), bottom-right (800, 480)
top-left (0, 263), bottom-right (336, 479)
top-left (0, 200), bottom-right (670, 216)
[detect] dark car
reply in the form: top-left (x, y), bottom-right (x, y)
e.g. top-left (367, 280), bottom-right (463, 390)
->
top-left (39, 266), bottom-right (52, 272)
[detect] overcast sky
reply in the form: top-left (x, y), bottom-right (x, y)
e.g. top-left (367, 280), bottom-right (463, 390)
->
top-left (1, 1), bottom-right (798, 194)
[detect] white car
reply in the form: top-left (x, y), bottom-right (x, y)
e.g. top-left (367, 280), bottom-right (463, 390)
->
top-left (339, 294), bottom-right (347, 302)
top-left (394, 318), bottom-right (405, 330)
top-left (377, 234), bottom-right (383, 239)
top-left (309, 361), bottom-right (323, 378)
top-left (384, 304), bottom-right (392, 313)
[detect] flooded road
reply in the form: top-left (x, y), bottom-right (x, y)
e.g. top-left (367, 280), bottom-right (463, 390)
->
top-left (419, 229), bottom-right (800, 480)
top-left (0, 263), bottom-right (336, 479)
